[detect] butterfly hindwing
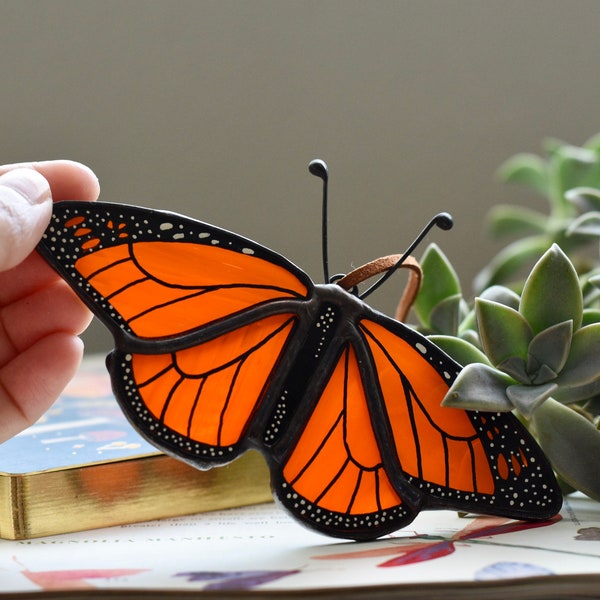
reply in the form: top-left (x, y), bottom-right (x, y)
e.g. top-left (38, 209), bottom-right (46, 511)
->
top-left (358, 315), bottom-right (562, 520)
top-left (107, 312), bottom-right (299, 466)
top-left (275, 343), bottom-right (418, 540)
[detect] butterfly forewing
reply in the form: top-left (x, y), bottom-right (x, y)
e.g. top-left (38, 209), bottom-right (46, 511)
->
top-left (38, 202), bottom-right (311, 341)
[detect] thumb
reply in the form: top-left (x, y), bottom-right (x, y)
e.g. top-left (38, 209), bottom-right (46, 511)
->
top-left (0, 168), bottom-right (52, 271)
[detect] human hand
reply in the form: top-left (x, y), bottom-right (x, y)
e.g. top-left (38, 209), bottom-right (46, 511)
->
top-left (0, 161), bottom-right (100, 442)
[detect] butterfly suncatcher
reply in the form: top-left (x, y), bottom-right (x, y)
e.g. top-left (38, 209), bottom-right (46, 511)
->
top-left (37, 161), bottom-right (562, 541)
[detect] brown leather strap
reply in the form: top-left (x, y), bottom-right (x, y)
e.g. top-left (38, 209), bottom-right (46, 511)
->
top-left (335, 255), bottom-right (422, 322)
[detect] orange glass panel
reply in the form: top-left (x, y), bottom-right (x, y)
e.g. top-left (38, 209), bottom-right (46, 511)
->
top-left (75, 242), bottom-right (308, 338)
top-left (129, 353), bottom-right (172, 385)
top-left (447, 439), bottom-right (474, 491)
top-left (131, 359), bottom-right (181, 418)
top-left (378, 470), bottom-right (403, 508)
top-left (126, 286), bottom-right (294, 338)
top-left (361, 321), bottom-right (473, 437)
top-left (360, 320), bottom-right (499, 495)
top-left (76, 245), bottom-right (133, 278)
top-left (497, 454), bottom-right (510, 480)
top-left (284, 346), bottom-right (402, 513)
top-left (347, 470), bottom-right (380, 514)
top-left (317, 462), bottom-right (361, 513)
top-left (470, 439), bottom-right (495, 493)
top-left (283, 356), bottom-right (347, 481)
top-left (65, 216), bottom-right (85, 227)
top-left (130, 315), bottom-right (295, 446)
top-left (511, 454), bottom-right (522, 476)
top-left (161, 376), bottom-right (204, 435)
top-left (284, 415), bottom-right (347, 493)
top-left (343, 347), bottom-right (382, 470)
top-left (132, 242), bottom-right (308, 295)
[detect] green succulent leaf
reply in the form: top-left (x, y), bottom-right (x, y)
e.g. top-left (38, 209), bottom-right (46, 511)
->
top-left (476, 298), bottom-right (532, 367)
top-left (496, 356), bottom-right (530, 383)
top-left (442, 363), bottom-right (515, 412)
top-left (506, 382), bottom-right (557, 417)
top-left (565, 186), bottom-right (600, 213)
top-left (581, 273), bottom-right (600, 307)
top-left (588, 274), bottom-right (600, 291)
top-left (582, 309), bottom-right (600, 327)
top-left (553, 379), bottom-right (600, 404)
top-left (583, 396), bottom-right (600, 416)
top-left (415, 243), bottom-right (461, 329)
top-left (584, 132), bottom-right (600, 152)
top-left (478, 285), bottom-right (521, 310)
top-left (495, 152), bottom-right (548, 196)
top-left (520, 244), bottom-right (583, 333)
top-left (458, 307), bottom-right (477, 335)
top-left (473, 235), bottom-right (552, 293)
top-left (428, 335), bottom-right (491, 367)
top-left (428, 294), bottom-right (463, 336)
top-left (459, 329), bottom-right (481, 348)
top-left (566, 212), bottom-right (600, 237)
top-left (542, 137), bottom-right (566, 154)
top-left (527, 320), bottom-right (573, 381)
top-left (486, 205), bottom-right (550, 238)
top-left (528, 363), bottom-right (559, 385)
top-left (555, 323), bottom-right (600, 388)
top-left (532, 399), bottom-right (600, 501)
top-left (552, 145), bottom-right (600, 211)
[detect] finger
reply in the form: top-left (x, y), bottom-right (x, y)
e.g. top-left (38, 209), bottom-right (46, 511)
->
top-left (0, 333), bottom-right (84, 442)
top-left (0, 160), bottom-right (100, 202)
top-left (0, 169), bottom-right (53, 271)
top-left (0, 278), bottom-right (93, 365)
top-left (0, 252), bottom-right (65, 305)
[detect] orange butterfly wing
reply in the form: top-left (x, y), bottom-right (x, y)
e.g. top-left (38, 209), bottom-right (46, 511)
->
top-left (109, 313), bottom-right (297, 464)
top-left (41, 203), bottom-right (310, 341)
top-left (358, 316), bottom-right (561, 520)
top-left (38, 202), bottom-right (312, 464)
top-left (276, 344), bottom-right (418, 539)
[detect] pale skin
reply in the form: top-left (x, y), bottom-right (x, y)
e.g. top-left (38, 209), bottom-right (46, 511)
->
top-left (0, 161), bottom-right (99, 442)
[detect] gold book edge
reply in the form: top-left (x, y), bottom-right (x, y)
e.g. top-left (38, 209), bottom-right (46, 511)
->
top-left (0, 450), bottom-right (272, 540)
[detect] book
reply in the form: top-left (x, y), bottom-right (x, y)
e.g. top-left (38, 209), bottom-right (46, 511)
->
top-left (0, 355), bottom-right (272, 540)
top-left (0, 492), bottom-right (599, 598)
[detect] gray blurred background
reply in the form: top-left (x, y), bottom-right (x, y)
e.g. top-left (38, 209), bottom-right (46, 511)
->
top-left (2, 1), bottom-right (599, 353)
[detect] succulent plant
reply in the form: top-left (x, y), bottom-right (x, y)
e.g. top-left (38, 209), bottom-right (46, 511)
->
top-left (412, 135), bottom-right (600, 503)
top-left (474, 135), bottom-right (600, 293)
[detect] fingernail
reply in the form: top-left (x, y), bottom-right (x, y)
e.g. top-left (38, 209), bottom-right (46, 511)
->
top-left (0, 168), bottom-right (51, 205)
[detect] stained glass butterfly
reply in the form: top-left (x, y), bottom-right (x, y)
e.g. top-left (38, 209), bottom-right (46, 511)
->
top-left (37, 160), bottom-right (562, 541)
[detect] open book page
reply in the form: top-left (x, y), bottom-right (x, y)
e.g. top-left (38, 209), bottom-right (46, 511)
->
top-left (1, 493), bottom-right (599, 596)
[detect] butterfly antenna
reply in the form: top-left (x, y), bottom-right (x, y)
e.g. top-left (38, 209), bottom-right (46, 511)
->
top-left (359, 212), bottom-right (453, 300)
top-left (309, 159), bottom-right (330, 283)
